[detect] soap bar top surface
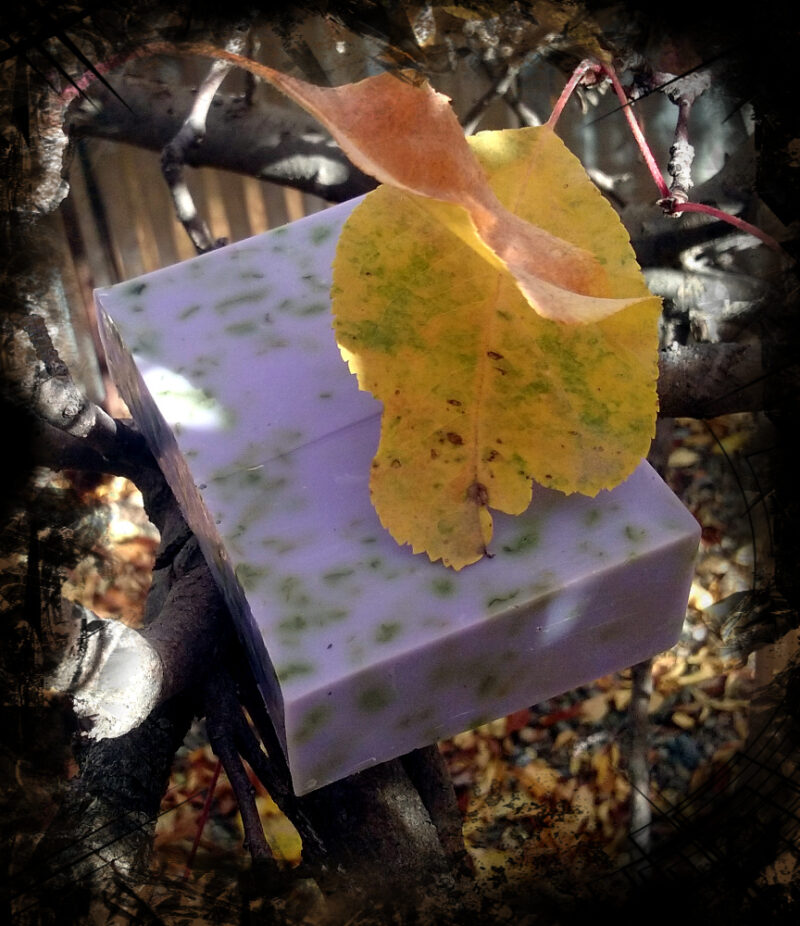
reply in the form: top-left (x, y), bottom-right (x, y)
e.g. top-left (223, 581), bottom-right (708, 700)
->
top-left (98, 198), bottom-right (375, 474)
top-left (97, 199), bottom-right (700, 795)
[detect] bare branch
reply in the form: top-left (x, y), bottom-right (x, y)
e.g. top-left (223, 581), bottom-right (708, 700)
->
top-left (657, 341), bottom-right (765, 418)
top-left (503, 89), bottom-right (542, 127)
top-left (161, 27), bottom-right (251, 253)
top-left (202, 668), bottom-right (276, 864)
top-left (667, 96), bottom-right (695, 203)
top-left (18, 693), bottom-right (195, 919)
top-left (401, 746), bottom-right (472, 871)
top-left (625, 659), bottom-right (654, 862)
top-left (46, 600), bottom-right (164, 739)
top-left (659, 68), bottom-right (712, 204)
top-left (65, 75), bottom-right (378, 203)
top-left (462, 58), bottom-right (528, 135)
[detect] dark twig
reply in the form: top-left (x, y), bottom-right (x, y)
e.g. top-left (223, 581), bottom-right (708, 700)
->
top-left (626, 659), bottom-right (654, 863)
top-left (549, 58), bottom-right (783, 252)
top-left (65, 75), bottom-right (378, 202)
top-left (657, 342), bottom-right (765, 418)
top-left (202, 668), bottom-right (276, 865)
top-left (47, 21), bottom-right (134, 113)
top-left (503, 87), bottom-right (542, 127)
top-left (401, 746), bottom-right (472, 871)
top-left (161, 27), bottom-right (251, 254)
top-left (463, 56), bottom-right (533, 135)
top-left (182, 759), bottom-right (222, 880)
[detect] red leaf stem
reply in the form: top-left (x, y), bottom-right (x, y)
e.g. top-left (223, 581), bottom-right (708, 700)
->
top-left (548, 59), bottom-right (783, 253)
top-left (667, 201), bottom-right (782, 252)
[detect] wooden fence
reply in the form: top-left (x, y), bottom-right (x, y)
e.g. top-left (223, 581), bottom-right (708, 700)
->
top-left (52, 136), bottom-right (333, 408)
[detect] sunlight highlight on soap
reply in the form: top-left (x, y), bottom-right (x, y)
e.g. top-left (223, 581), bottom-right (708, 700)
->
top-left (142, 366), bottom-right (228, 430)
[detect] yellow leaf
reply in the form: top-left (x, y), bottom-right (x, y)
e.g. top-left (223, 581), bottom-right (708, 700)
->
top-left (612, 688), bottom-right (632, 711)
top-left (672, 710), bottom-right (696, 729)
top-left (553, 728), bottom-right (578, 751)
top-left (579, 692), bottom-right (611, 723)
top-left (179, 44), bottom-right (646, 323)
top-left (164, 47), bottom-right (660, 568)
top-left (333, 127), bottom-right (661, 568)
top-left (520, 761), bottom-right (562, 800)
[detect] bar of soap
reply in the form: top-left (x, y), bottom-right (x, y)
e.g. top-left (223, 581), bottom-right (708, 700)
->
top-left (96, 198), bottom-right (700, 796)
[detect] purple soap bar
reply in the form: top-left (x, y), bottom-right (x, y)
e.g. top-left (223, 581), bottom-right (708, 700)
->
top-left (97, 198), bottom-right (700, 795)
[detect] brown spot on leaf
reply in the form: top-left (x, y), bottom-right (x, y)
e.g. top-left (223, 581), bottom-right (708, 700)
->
top-left (390, 458), bottom-right (402, 468)
top-left (466, 481), bottom-right (489, 506)
top-left (487, 350), bottom-right (504, 360)
top-left (430, 448), bottom-right (439, 460)
top-left (446, 432), bottom-right (463, 445)
top-left (485, 449), bottom-right (499, 462)
top-left (447, 398), bottom-right (462, 406)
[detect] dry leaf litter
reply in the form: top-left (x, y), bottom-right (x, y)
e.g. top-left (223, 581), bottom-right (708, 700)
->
top-left (61, 412), bottom-right (766, 887)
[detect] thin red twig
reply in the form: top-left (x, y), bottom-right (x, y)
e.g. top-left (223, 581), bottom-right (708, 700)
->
top-left (600, 63), bottom-right (672, 201)
top-left (545, 60), bottom-right (597, 129)
top-left (547, 58), bottom-right (783, 253)
top-left (182, 758), bottom-right (222, 880)
top-left (668, 201), bottom-right (782, 251)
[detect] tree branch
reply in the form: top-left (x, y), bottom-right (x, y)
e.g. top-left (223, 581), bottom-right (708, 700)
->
top-left (202, 669), bottom-right (276, 865)
top-left (625, 658), bottom-right (654, 865)
top-left (161, 23), bottom-right (251, 252)
top-left (17, 693), bottom-right (195, 922)
top-left (65, 74), bottom-right (378, 203)
top-left (656, 341), bottom-right (765, 418)
top-left (3, 312), bottom-right (119, 456)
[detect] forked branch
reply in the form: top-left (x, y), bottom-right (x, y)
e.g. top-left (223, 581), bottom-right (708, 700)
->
top-left (547, 58), bottom-right (783, 253)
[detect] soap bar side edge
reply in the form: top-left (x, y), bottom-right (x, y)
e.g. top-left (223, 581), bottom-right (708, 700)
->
top-left (95, 305), bottom-right (288, 743)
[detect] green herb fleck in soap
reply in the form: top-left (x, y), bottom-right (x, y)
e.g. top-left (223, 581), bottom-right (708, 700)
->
top-left (96, 196), bottom-right (700, 798)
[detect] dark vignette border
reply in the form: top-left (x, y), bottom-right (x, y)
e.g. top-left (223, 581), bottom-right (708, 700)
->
top-left (1, 1), bottom-right (799, 923)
